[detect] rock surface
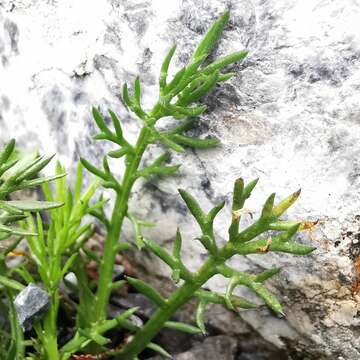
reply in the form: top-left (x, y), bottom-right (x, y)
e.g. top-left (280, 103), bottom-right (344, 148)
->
top-left (14, 283), bottom-right (50, 331)
top-left (1, 0), bottom-right (360, 359)
top-left (148, 335), bottom-right (238, 360)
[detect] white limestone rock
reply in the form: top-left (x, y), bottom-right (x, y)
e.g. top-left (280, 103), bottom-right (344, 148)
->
top-left (1, 1), bottom-right (360, 358)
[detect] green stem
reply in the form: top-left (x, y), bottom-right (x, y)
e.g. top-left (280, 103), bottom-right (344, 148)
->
top-left (43, 292), bottom-right (60, 360)
top-left (0, 259), bottom-right (24, 359)
top-left (117, 256), bottom-right (219, 359)
top-left (6, 288), bottom-right (25, 360)
top-left (44, 334), bottom-right (59, 360)
top-left (95, 105), bottom-right (162, 321)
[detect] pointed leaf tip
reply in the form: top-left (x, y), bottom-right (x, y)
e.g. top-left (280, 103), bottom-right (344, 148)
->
top-left (243, 178), bottom-right (259, 199)
top-left (160, 44), bottom-right (177, 91)
top-left (178, 189), bottom-right (206, 226)
top-left (125, 276), bottom-right (166, 307)
top-left (261, 192), bottom-right (275, 218)
top-left (192, 10), bottom-right (231, 61)
top-left (3, 200), bottom-right (64, 212)
top-left (255, 267), bottom-right (282, 282)
top-left (223, 9), bottom-right (230, 18)
top-left (272, 189), bottom-right (302, 217)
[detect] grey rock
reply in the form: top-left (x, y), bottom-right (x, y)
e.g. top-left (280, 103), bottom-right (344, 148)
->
top-left (113, 264), bottom-right (125, 280)
top-left (108, 304), bottom-right (144, 328)
top-left (62, 271), bottom-right (78, 294)
top-left (148, 335), bottom-right (238, 360)
top-left (14, 283), bottom-right (50, 331)
top-left (111, 292), bottom-right (157, 318)
top-left (153, 327), bottom-right (194, 356)
top-left (64, 272), bottom-right (78, 287)
top-left (1, 1), bottom-right (360, 358)
top-left (203, 303), bottom-right (251, 336)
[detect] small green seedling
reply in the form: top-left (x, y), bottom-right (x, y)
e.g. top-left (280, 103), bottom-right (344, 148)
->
top-left (0, 141), bottom-right (65, 359)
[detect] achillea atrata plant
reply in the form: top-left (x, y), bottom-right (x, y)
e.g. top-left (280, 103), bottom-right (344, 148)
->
top-left (0, 10), bottom-right (315, 360)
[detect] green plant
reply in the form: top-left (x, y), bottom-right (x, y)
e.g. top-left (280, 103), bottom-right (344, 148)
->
top-left (0, 160), bottom-right (107, 360)
top-left (69, 10), bottom-right (315, 360)
top-left (0, 10), bottom-right (316, 360)
top-left (79, 8), bottom-right (247, 325)
top-left (25, 162), bottom-right (102, 360)
top-left (116, 180), bottom-right (315, 359)
top-left (0, 141), bottom-right (64, 359)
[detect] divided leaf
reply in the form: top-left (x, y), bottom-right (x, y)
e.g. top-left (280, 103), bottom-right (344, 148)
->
top-left (126, 276), bottom-right (166, 307)
top-left (272, 189), bottom-right (301, 217)
top-left (160, 44), bottom-right (177, 91)
top-left (164, 321), bottom-right (201, 335)
top-left (192, 11), bottom-right (230, 61)
top-left (261, 193), bottom-right (275, 219)
top-left (0, 139), bottom-right (15, 165)
top-left (179, 189), bottom-right (207, 226)
top-left (1, 200), bottom-right (63, 212)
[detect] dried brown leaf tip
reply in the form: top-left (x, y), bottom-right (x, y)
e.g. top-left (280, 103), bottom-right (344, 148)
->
top-left (257, 237), bottom-right (273, 253)
top-left (7, 249), bottom-right (28, 257)
top-left (232, 208), bottom-right (253, 221)
top-left (300, 219), bottom-right (326, 240)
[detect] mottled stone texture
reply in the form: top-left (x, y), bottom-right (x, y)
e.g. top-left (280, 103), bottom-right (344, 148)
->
top-left (1, 0), bottom-right (360, 358)
top-left (149, 335), bottom-right (238, 360)
top-left (14, 283), bottom-right (50, 331)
